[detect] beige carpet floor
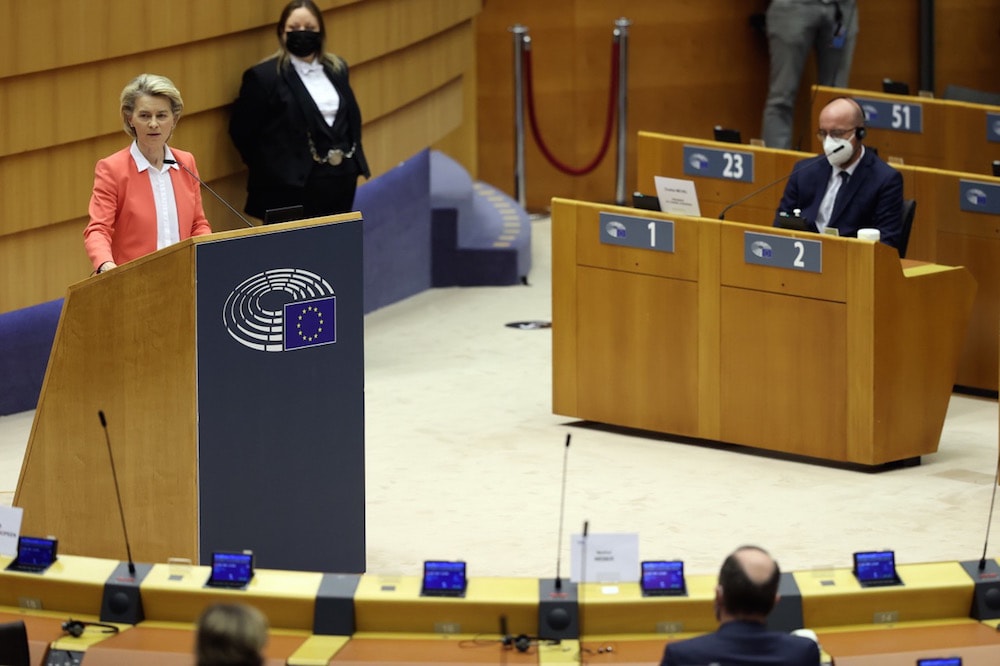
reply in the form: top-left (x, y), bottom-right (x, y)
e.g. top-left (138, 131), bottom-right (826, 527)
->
top-left (1, 217), bottom-right (998, 580)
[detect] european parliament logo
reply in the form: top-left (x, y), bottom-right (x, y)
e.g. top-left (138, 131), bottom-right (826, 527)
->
top-left (959, 179), bottom-right (1000, 214)
top-left (223, 268), bottom-right (337, 352)
top-left (605, 220), bottom-right (627, 239)
top-left (688, 153), bottom-right (709, 171)
top-left (751, 240), bottom-right (774, 259)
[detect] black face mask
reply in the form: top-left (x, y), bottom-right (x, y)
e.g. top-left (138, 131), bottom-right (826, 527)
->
top-left (286, 30), bottom-right (322, 58)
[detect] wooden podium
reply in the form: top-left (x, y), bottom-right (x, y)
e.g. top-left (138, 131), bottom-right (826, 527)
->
top-left (15, 214), bottom-right (366, 572)
top-left (552, 199), bottom-right (976, 466)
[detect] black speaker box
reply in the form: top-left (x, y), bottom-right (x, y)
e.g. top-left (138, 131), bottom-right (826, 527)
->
top-left (961, 559), bottom-right (1000, 620)
top-left (767, 572), bottom-right (806, 632)
top-left (100, 562), bottom-right (152, 624)
top-left (537, 578), bottom-right (579, 640)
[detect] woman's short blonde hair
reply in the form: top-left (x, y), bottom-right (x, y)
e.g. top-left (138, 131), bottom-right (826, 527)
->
top-left (195, 603), bottom-right (268, 666)
top-left (119, 73), bottom-right (184, 137)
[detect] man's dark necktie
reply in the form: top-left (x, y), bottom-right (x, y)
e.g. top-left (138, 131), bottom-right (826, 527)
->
top-left (830, 171), bottom-right (850, 227)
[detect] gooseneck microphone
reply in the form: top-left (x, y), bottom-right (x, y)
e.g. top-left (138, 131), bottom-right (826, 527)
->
top-left (554, 433), bottom-right (571, 591)
top-left (979, 463), bottom-right (1000, 572)
top-left (717, 145), bottom-right (844, 220)
top-left (164, 158), bottom-right (255, 228)
top-left (98, 411), bottom-right (136, 577)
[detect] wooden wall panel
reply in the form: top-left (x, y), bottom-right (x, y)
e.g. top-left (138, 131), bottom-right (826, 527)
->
top-left (0, 0), bottom-right (482, 313)
top-left (475, 0), bottom-right (996, 211)
top-left (936, 0), bottom-right (1000, 93)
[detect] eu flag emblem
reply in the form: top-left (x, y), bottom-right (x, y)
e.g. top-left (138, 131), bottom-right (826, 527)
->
top-left (283, 296), bottom-right (336, 351)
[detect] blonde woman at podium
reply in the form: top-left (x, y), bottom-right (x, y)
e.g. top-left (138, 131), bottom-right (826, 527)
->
top-left (84, 73), bottom-right (213, 276)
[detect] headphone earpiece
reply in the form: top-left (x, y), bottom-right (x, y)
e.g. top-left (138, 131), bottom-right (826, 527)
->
top-left (62, 618), bottom-right (119, 638)
top-left (826, 96), bottom-right (867, 143)
top-left (62, 620), bottom-right (84, 638)
top-left (514, 634), bottom-right (532, 653)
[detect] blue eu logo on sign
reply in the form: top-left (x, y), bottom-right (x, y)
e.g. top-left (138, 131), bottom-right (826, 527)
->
top-left (688, 153), bottom-right (709, 171)
top-left (284, 297), bottom-right (337, 351)
top-left (959, 179), bottom-right (1000, 214)
top-left (987, 113), bottom-right (1000, 143)
top-left (222, 268), bottom-right (338, 352)
top-left (605, 220), bottom-right (627, 238)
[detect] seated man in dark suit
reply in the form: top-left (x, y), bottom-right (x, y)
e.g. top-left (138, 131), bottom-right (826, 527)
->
top-left (659, 545), bottom-right (820, 666)
top-left (774, 97), bottom-right (903, 249)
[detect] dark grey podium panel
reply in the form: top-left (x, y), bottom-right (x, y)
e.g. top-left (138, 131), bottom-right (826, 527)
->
top-left (195, 218), bottom-right (365, 573)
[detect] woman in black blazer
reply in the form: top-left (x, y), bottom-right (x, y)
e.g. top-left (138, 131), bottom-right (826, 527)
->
top-left (229, 0), bottom-right (370, 221)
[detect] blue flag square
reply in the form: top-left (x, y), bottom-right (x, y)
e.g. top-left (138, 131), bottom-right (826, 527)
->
top-left (283, 296), bottom-right (336, 351)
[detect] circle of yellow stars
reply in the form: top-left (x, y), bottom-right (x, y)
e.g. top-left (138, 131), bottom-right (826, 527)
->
top-left (296, 305), bottom-right (325, 342)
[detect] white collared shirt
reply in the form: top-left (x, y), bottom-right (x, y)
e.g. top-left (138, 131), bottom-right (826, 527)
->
top-left (130, 142), bottom-right (180, 250)
top-left (290, 55), bottom-right (340, 126)
top-left (816, 145), bottom-right (865, 232)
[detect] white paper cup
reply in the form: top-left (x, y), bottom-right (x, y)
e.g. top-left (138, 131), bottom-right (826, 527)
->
top-left (857, 228), bottom-right (881, 242)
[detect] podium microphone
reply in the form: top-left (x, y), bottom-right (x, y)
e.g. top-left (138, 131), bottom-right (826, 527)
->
top-left (717, 146), bottom-right (842, 220)
top-left (536, 433), bottom-right (579, 641)
top-left (98, 411), bottom-right (136, 577)
top-left (164, 158), bottom-right (256, 229)
top-left (554, 433), bottom-right (571, 591)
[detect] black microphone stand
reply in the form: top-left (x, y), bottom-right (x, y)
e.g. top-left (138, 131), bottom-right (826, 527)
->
top-left (165, 159), bottom-right (256, 228)
top-left (98, 411), bottom-right (136, 577)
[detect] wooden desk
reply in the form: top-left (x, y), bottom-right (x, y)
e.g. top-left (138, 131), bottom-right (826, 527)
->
top-left (552, 198), bottom-right (975, 465)
top-left (811, 85), bottom-right (1000, 176)
top-left (328, 635), bottom-right (539, 664)
top-left (79, 622), bottom-right (310, 666)
top-left (817, 621), bottom-right (1000, 666)
top-left (635, 131), bottom-right (1000, 392)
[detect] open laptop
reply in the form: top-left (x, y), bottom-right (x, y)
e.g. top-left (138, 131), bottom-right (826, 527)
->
top-left (421, 560), bottom-right (467, 597)
top-left (853, 550), bottom-right (902, 588)
top-left (640, 560), bottom-right (687, 597)
top-left (263, 205), bottom-right (305, 226)
top-left (205, 551), bottom-right (254, 589)
top-left (6, 536), bottom-right (58, 573)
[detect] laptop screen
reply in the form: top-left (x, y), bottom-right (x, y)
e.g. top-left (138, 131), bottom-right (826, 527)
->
top-left (208, 552), bottom-right (254, 587)
top-left (916, 659), bottom-right (962, 666)
top-left (641, 560), bottom-right (686, 595)
top-left (15, 536), bottom-right (57, 569)
top-left (421, 560), bottom-right (467, 595)
top-left (854, 550), bottom-right (897, 583)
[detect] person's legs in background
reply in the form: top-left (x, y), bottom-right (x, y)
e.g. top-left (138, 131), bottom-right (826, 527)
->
top-left (815, 0), bottom-right (858, 88)
top-left (762, 1), bottom-right (827, 149)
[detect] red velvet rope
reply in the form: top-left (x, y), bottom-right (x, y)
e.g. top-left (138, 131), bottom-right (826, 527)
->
top-left (523, 40), bottom-right (620, 176)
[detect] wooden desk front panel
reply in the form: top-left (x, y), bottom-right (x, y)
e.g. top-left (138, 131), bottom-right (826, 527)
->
top-left (575, 267), bottom-right (700, 436)
top-left (719, 287), bottom-right (848, 460)
top-left (330, 636), bottom-right (538, 664)
top-left (937, 233), bottom-right (1000, 392)
top-left (553, 199), bottom-right (720, 438)
top-left (913, 167), bottom-right (1000, 391)
top-left (80, 624), bottom-right (308, 666)
top-left (816, 622), bottom-right (1000, 666)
